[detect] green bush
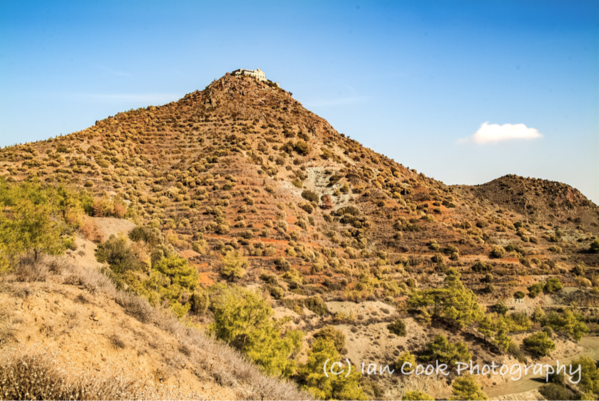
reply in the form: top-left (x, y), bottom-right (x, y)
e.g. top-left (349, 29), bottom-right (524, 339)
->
top-left (128, 226), bottom-right (158, 246)
top-left (293, 140), bottom-right (310, 155)
top-left (190, 290), bottom-right (209, 314)
top-left (301, 190), bottom-right (319, 203)
top-left (407, 269), bottom-right (484, 329)
top-left (395, 351), bottom-right (416, 373)
top-left (528, 283), bottom-right (544, 298)
top-left (539, 383), bottom-right (577, 401)
top-left (421, 335), bottom-right (471, 366)
top-left (514, 291), bottom-right (525, 299)
top-left (221, 250), bottom-right (247, 279)
top-left (471, 261), bottom-right (491, 273)
top-left (506, 312), bottom-right (532, 332)
top-left (571, 356), bottom-right (599, 395)
top-left (431, 253), bottom-right (444, 263)
top-left (450, 375), bottom-right (488, 400)
top-left (403, 391), bottom-right (434, 400)
top-left (590, 240), bottom-right (599, 254)
top-left (495, 301), bottom-right (508, 315)
top-left (542, 309), bottom-right (589, 341)
top-left (304, 295), bottom-right (327, 315)
top-left (265, 284), bottom-right (285, 299)
top-left (544, 277), bottom-right (563, 293)
top-left (0, 179), bottom-right (86, 270)
top-left (274, 257), bottom-right (291, 271)
top-left (209, 286), bottom-right (303, 378)
top-left (523, 332), bottom-right (556, 356)
top-left (95, 235), bottom-right (139, 274)
top-left (490, 245), bottom-right (505, 258)
top-left (299, 202), bottom-right (313, 214)
top-left (387, 319), bottom-right (407, 336)
top-left (299, 338), bottom-right (366, 400)
top-left (313, 326), bottom-right (345, 353)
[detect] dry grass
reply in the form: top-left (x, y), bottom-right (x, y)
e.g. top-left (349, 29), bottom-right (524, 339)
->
top-left (12, 254), bottom-right (51, 283)
top-left (1, 255), bottom-right (311, 400)
top-left (79, 219), bottom-right (104, 243)
top-left (0, 350), bottom-right (199, 400)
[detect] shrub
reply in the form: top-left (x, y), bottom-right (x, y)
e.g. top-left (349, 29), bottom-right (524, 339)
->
top-left (293, 140), bottom-right (310, 155)
top-left (523, 332), bottom-right (556, 356)
top-left (190, 290), bottom-right (209, 314)
top-left (153, 255), bottom-right (199, 289)
top-left (573, 262), bottom-right (586, 276)
top-left (542, 309), bottom-right (589, 341)
top-left (304, 295), bottom-right (327, 315)
top-left (320, 194), bottom-right (334, 210)
top-left (209, 286), bottom-right (303, 378)
top-left (299, 338), bottom-right (366, 400)
top-left (299, 202), bottom-right (313, 214)
top-left (222, 250), bottom-right (247, 279)
top-left (490, 245), bottom-right (505, 258)
top-left (79, 219), bottom-right (104, 243)
top-left (495, 301), bottom-right (509, 315)
top-left (192, 240), bottom-right (206, 254)
top-left (507, 342), bottom-right (526, 363)
top-left (95, 235), bottom-right (139, 274)
top-left (128, 226), bottom-right (158, 246)
top-left (216, 224), bottom-right (230, 234)
top-left (421, 335), bottom-right (471, 366)
top-left (544, 277), bottom-right (563, 293)
top-left (506, 312), bottom-right (532, 332)
top-left (0, 180), bottom-right (75, 265)
top-left (387, 319), bottom-right (407, 336)
top-left (407, 269), bottom-right (484, 329)
top-left (571, 356), bottom-right (599, 395)
top-left (403, 391), bottom-right (434, 400)
top-left (514, 291), bottom-right (525, 299)
top-left (528, 283), bottom-right (544, 298)
top-left (589, 240), bottom-right (599, 253)
top-left (431, 253), bottom-right (444, 263)
top-left (395, 351), bottom-right (416, 373)
top-left (539, 383), bottom-right (577, 401)
top-left (92, 196), bottom-right (127, 218)
top-left (301, 190), bottom-right (319, 203)
top-left (313, 326), bottom-right (345, 353)
top-left (450, 375), bottom-right (488, 400)
top-left (274, 257), bottom-right (291, 271)
top-left (265, 284), bottom-right (285, 299)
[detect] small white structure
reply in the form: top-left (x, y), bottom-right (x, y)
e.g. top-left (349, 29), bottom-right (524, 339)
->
top-left (232, 68), bottom-right (280, 87)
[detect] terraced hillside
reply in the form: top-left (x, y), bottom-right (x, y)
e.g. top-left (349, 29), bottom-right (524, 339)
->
top-left (1, 71), bottom-right (599, 400)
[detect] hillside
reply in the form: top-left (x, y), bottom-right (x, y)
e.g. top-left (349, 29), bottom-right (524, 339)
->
top-left (1, 70), bottom-right (599, 400)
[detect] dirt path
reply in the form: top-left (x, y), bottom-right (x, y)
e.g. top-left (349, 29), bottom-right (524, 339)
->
top-left (487, 337), bottom-right (599, 398)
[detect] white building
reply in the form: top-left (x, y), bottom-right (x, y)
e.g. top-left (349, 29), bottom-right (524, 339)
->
top-left (232, 68), bottom-right (280, 87)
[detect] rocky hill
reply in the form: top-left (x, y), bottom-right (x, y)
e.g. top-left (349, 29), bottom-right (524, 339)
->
top-left (1, 71), bottom-right (599, 400)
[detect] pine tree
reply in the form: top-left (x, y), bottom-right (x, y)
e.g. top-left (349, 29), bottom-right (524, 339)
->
top-left (299, 338), bottom-right (366, 400)
top-left (209, 286), bottom-right (303, 378)
top-left (403, 390), bottom-right (434, 400)
top-left (450, 375), bottom-right (488, 400)
top-left (421, 335), bottom-right (471, 366)
top-left (523, 332), bottom-right (556, 357)
top-left (222, 250), bottom-right (247, 279)
top-left (408, 269), bottom-right (484, 329)
top-left (395, 351), bottom-right (416, 373)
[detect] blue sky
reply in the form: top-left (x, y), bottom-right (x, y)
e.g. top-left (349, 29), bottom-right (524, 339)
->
top-left (1, 0), bottom-right (598, 202)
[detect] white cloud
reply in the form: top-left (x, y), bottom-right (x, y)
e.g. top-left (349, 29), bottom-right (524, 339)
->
top-left (461, 122), bottom-right (543, 144)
